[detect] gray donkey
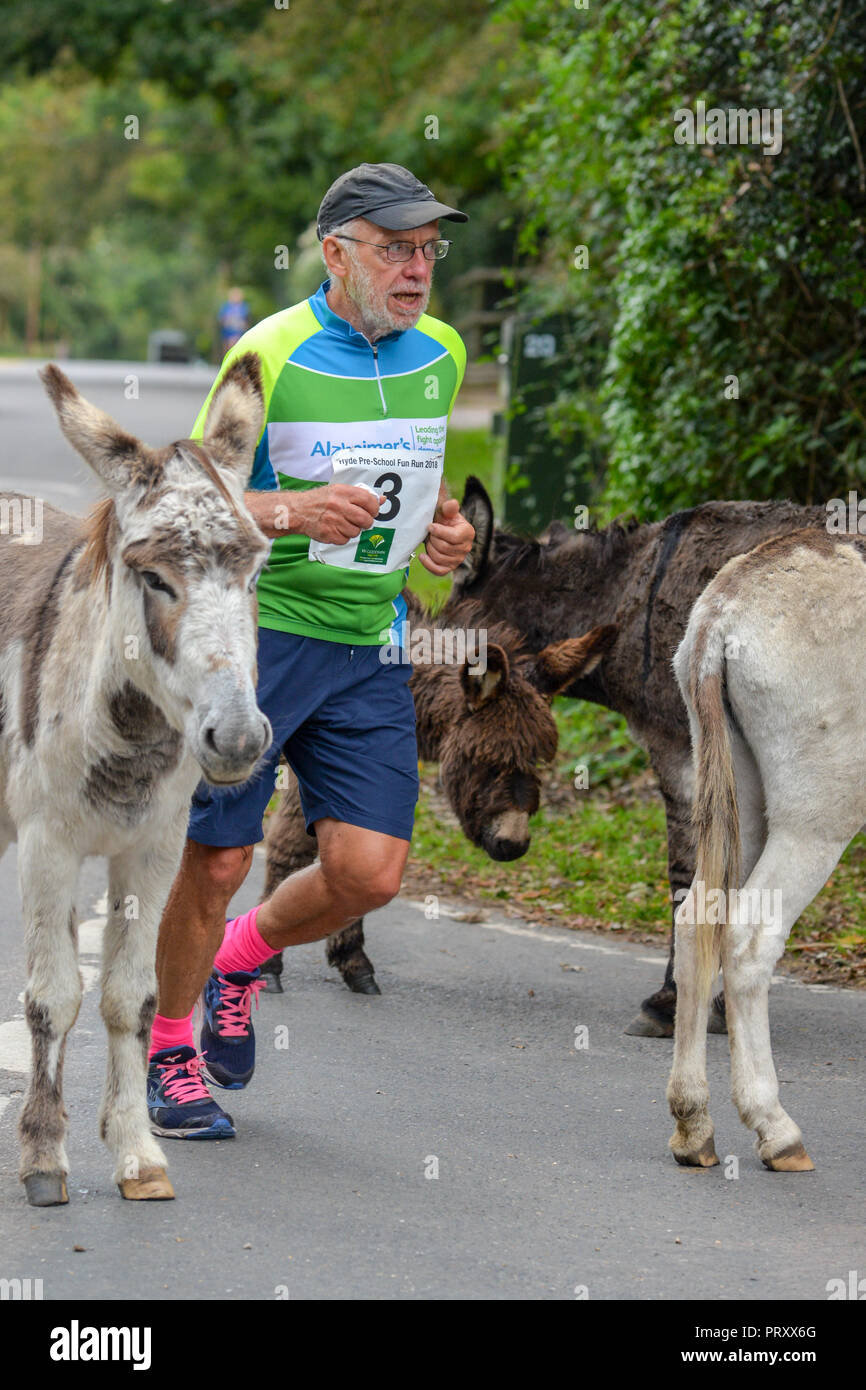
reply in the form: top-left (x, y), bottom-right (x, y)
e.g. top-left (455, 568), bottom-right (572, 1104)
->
top-left (667, 529), bottom-right (866, 1172)
top-left (0, 355), bottom-right (271, 1206)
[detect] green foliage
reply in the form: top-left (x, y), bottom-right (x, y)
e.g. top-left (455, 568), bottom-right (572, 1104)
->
top-left (5, 0), bottom-right (863, 525)
top-left (0, 0), bottom-right (517, 359)
top-left (554, 699), bottom-right (648, 791)
top-left (407, 426), bottom-right (499, 609)
top-left (501, 0), bottom-right (866, 516)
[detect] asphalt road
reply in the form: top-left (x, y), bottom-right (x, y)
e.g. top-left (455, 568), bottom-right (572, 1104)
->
top-left (0, 842), bottom-right (863, 1301)
top-left (1, 359), bottom-right (226, 516)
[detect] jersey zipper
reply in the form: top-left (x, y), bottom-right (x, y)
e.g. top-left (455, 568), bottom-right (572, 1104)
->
top-left (371, 344), bottom-right (387, 416)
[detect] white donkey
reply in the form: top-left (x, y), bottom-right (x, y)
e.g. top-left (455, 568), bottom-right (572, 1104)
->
top-left (0, 354), bottom-right (271, 1206)
top-left (666, 528), bottom-right (866, 1173)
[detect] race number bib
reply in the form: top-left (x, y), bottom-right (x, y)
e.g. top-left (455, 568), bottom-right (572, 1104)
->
top-left (308, 447), bottom-right (443, 572)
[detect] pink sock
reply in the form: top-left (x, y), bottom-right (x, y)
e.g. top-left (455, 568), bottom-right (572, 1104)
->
top-left (149, 1010), bottom-right (194, 1060)
top-left (214, 904), bottom-right (274, 976)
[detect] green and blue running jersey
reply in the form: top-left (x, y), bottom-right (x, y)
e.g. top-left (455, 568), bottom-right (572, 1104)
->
top-left (192, 280), bottom-right (466, 645)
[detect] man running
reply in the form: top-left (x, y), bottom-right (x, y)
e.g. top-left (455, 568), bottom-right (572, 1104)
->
top-left (147, 163), bottom-right (475, 1137)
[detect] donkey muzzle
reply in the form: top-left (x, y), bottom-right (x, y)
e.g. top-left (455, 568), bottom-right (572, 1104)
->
top-left (480, 811), bottom-right (531, 862)
top-left (191, 674), bottom-right (272, 784)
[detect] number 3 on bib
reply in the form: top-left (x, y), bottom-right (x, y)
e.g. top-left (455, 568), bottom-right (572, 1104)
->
top-left (373, 472), bottom-right (403, 522)
top-left (308, 448), bottom-right (442, 572)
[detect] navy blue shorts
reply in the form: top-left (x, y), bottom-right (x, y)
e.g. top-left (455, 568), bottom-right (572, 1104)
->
top-left (187, 627), bottom-right (418, 848)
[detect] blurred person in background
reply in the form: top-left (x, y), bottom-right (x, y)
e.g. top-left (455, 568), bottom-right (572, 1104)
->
top-left (217, 286), bottom-right (251, 353)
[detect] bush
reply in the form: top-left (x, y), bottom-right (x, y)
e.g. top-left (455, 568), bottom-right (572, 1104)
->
top-left (501, 0), bottom-right (866, 517)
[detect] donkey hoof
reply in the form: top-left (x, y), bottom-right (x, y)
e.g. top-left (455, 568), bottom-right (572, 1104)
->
top-left (345, 970), bottom-right (381, 996)
top-left (260, 972), bottom-right (283, 994)
top-left (761, 1143), bottom-right (815, 1173)
top-left (119, 1166), bottom-right (175, 1200)
top-left (625, 1009), bottom-right (673, 1038)
top-left (24, 1172), bottom-right (69, 1206)
top-left (672, 1138), bottom-right (720, 1168)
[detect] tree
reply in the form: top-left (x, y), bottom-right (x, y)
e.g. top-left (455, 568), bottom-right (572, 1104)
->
top-left (501, 0), bottom-right (866, 513)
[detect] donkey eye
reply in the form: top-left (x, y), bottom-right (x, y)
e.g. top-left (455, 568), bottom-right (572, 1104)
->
top-left (141, 570), bottom-right (176, 599)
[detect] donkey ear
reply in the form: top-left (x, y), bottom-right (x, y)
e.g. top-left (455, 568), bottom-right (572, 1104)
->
top-left (455, 475), bottom-right (493, 589)
top-left (40, 364), bottom-right (160, 494)
top-left (461, 642), bottom-right (509, 710)
top-left (529, 624), bottom-right (618, 696)
top-left (200, 352), bottom-right (265, 481)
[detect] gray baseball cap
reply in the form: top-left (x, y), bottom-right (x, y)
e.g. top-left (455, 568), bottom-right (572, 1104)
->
top-left (317, 162), bottom-right (468, 240)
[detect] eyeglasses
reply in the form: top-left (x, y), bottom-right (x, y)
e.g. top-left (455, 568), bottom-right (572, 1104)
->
top-left (334, 235), bottom-right (451, 262)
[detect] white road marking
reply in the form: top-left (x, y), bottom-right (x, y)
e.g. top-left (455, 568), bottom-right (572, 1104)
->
top-left (0, 1018), bottom-right (33, 1073)
top-left (0, 897), bottom-right (108, 1104)
top-left (78, 917), bottom-right (105, 955)
top-left (403, 897), bottom-right (859, 997)
top-left (404, 898), bottom-right (664, 965)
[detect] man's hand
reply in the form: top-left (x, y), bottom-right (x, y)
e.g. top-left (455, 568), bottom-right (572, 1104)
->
top-left (292, 483), bottom-right (382, 544)
top-left (419, 496), bottom-right (475, 576)
top-left (245, 484), bottom-right (381, 542)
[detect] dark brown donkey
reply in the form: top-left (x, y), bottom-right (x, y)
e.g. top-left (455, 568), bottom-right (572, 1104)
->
top-left (259, 589), bottom-right (617, 992)
top-left (454, 478), bottom-right (826, 1036)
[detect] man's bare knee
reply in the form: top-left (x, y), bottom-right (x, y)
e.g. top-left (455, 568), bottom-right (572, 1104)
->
top-left (322, 861), bottom-right (403, 916)
top-left (186, 841), bottom-right (254, 897)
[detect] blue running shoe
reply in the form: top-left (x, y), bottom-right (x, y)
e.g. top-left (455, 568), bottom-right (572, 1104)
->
top-left (147, 1046), bottom-right (236, 1139)
top-left (200, 967), bottom-right (263, 1090)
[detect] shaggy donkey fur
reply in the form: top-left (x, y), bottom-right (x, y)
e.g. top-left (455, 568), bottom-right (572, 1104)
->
top-left (1, 354), bottom-right (271, 1205)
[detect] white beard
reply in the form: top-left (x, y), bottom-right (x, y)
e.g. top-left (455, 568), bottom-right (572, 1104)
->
top-left (344, 254), bottom-right (431, 339)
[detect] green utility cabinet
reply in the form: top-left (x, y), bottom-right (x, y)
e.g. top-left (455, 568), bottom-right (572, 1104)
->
top-left (499, 313), bottom-right (597, 535)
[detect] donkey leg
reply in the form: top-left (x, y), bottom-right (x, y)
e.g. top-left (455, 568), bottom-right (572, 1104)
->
top-left (723, 834), bottom-right (845, 1172)
top-left (326, 919), bottom-right (379, 994)
top-left (17, 831), bottom-right (82, 1206)
top-left (260, 769), bottom-right (318, 993)
top-left (666, 889), bottom-right (719, 1167)
top-left (627, 784), bottom-right (692, 1037)
top-left (100, 845), bottom-right (178, 1200)
top-left (259, 949), bottom-right (285, 992)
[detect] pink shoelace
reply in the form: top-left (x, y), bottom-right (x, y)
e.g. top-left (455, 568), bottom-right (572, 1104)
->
top-left (215, 975), bottom-right (264, 1037)
top-left (158, 1051), bottom-right (211, 1105)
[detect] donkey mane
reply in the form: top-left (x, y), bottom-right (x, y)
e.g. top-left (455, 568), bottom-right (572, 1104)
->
top-left (491, 516), bottom-right (642, 577)
top-left (78, 496), bottom-right (118, 590)
top-left (490, 530), bottom-right (544, 574)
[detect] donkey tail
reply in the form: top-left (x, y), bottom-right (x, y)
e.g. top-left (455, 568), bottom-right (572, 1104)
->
top-left (688, 625), bottom-right (741, 1011)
